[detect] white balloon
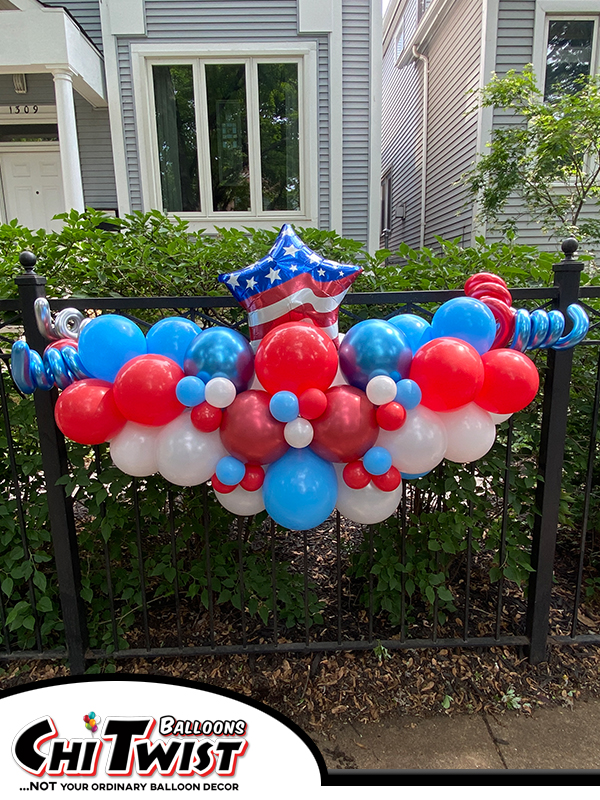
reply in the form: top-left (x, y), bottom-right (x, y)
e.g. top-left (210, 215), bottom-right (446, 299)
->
top-left (334, 464), bottom-right (402, 524)
top-left (439, 403), bottom-right (497, 463)
top-left (110, 422), bottom-right (160, 477)
top-left (205, 377), bottom-right (237, 408)
top-left (156, 410), bottom-right (227, 486)
top-left (488, 411), bottom-right (512, 424)
top-left (377, 406), bottom-right (447, 475)
top-left (366, 375), bottom-right (397, 405)
top-left (214, 485), bottom-right (265, 515)
top-left (284, 418), bottom-right (314, 448)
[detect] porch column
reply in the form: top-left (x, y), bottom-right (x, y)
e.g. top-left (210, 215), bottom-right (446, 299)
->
top-left (52, 69), bottom-right (85, 212)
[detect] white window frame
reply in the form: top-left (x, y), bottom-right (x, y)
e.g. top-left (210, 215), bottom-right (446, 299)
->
top-left (394, 18), bottom-right (406, 64)
top-left (131, 42), bottom-right (318, 234)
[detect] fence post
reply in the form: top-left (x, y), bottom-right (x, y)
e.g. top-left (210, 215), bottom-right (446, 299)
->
top-left (15, 251), bottom-right (88, 674)
top-left (526, 238), bottom-right (583, 664)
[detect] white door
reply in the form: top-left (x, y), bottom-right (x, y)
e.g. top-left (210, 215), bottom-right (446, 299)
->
top-left (0, 149), bottom-right (65, 232)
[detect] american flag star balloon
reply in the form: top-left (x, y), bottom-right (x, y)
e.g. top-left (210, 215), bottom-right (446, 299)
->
top-left (218, 225), bottom-right (362, 348)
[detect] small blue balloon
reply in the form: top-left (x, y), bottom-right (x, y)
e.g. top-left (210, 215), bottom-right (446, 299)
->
top-left (264, 449), bottom-right (337, 531)
top-left (388, 314), bottom-right (431, 354)
top-left (147, 317), bottom-right (201, 369)
top-left (184, 327), bottom-right (254, 392)
top-left (363, 446), bottom-right (392, 476)
top-left (431, 297), bottom-right (496, 355)
top-left (269, 391), bottom-right (299, 423)
top-left (176, 376), bottom-right (206, 407)
top-left (216, 456), bottom-right (246, 486)
top-left (339, 319), bottom-right (412, 391)
top-left (395, 379), bottom-right (422, 410)
top-left (79, 315), bottom-right (147, 383)
top-left (401, 471), bottom-right (430, 480)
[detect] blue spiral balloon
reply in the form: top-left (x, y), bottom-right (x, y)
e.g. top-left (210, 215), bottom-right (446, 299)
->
top-left (509, 304), bottom-right (589, 352)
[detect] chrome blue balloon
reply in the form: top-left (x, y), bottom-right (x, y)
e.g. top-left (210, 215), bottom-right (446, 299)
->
top-left (78, 315), bottom-right (146, 383)
top-left (527, 309), bottom-right (550, 350)
top-left (29, 349), bottom-right (54, 390)
top-left (264, 448), bottom-right (337, 531)
top-left (395, 378), bottom-right (421, 410)
top-left (184, 327), bottom-right (254, 393)
top-left (431, 297), bottom-right (496, 354)
top-left (10, 341), bottom-right (35, 394)
top-left (510, 309), bottom-right (531, 352)
top-left (216, 456), bottom-right (246, 486)
top-left (269, 391), bottom-right (299, 423)
top-left (146, 317), bottom-right (201, 369)
top-left (388, 313), bottom-right (431, 354)
top-left (339, 319), bottom-right (412, 391)
top-left (363, 446), bottom-right (392, 476)
top-left (554, 304), bottom-right (589, 350)
top-left (176, 376), bottom-right (206, 407)
top-left (61, 346), bottom-right (90, 380)
top-left (44, 348), bottom-right (73, 390)
top-left (540, 309), bottom-right (565, 348)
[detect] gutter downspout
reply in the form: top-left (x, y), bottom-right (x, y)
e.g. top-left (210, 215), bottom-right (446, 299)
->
top-left (413, 45), bottom-right (429, 250)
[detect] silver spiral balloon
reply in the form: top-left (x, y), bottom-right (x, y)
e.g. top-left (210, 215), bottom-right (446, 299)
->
top-left (34, 297), bottom-right (88, 341)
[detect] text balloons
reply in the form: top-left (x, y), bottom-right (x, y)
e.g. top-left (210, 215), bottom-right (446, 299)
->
top-left (409, 337), bottom-right (484, 411)
top-left (220, 390), bottom-right (288, 464)
top-left (184, 327), bottom-right (254, 392)
top-left (334, 465), bottom-right (402, 525)
top-left (110, 422), bottom-right (161, 477)
top-left (475, 349), bottom-right (539, 414)
top-left (311, 386), bottom-right (378, 463)
top-left (438, 403), bottom-right (497, 463)
top-left (156, 411), bottom-right (227, 486)
top-left (263, 448), bottom-right (337, 530)
top-left (78, 315), bottom-right (146, 383)
top-left (339, 319), bottom-right (412, 390)
top-left (146, 317), bottom-right (200, 369)
top-left (377, 406), bottom-right (448, 475)
top-left (113, 354), bottom-right (184, 426)
top-left (55, 379), bottom-right (126, 445)
top-left (431, 297), bottom-right (496, 355)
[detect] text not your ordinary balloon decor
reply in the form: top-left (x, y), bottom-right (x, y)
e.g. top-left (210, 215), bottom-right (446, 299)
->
top-left (11, 226), bottom-right (589, 531)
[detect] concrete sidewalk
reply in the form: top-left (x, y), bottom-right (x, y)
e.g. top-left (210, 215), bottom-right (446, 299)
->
top-left (309, 698), bottom-right (600, 770)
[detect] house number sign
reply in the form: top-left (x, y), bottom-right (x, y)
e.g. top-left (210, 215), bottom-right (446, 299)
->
top-left (0, 104), bottom-right (58, 123)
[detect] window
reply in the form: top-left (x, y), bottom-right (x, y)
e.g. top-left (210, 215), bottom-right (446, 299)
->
top-left (381, 172), bottom-right (392, 244)
top-left (395, 19), bottom-right (405, 61)
top-left (544, 18), bottom-right (597, 101)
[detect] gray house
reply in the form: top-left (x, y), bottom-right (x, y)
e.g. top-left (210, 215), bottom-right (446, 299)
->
top-left (381, 0), bottom-right (600, 252)
top-left (0, 0), bottom-right (382, 250)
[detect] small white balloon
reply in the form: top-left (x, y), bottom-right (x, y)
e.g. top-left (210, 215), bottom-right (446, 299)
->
top-left (438, 403), bottom-right (496, 463)
top-left (488, 411), bottom-right (513, 424)
top-left (214, 485), bottom-right (265, 515)
top-left (366, 375), bottom-right (397, 406)
top-left (110, 422), bottom-right (160, 477)
top-left (334, 464), bottom-right (402, 524)
top-left (284, 418), bottom-right (314, 448)
top-left (377, 406), bottom-right (447, 475)
top-left (205, 377), bottom-right (237, 408)
top-left (156, 410), bottom-right (227, 486)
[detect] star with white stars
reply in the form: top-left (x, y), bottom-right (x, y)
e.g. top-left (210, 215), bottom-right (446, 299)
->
top-left (227, 274), bottom-right (240, 287)
top-left (317, 268), bottom-right (325, 277)
top-left (246, 277), bottom-right (257, 290)
top-left (283, 245), bottom-right (300, 257)
top-left (289, 264), bottom-right (298, 272)
top-left (266, 267), bottom-right (281, 283)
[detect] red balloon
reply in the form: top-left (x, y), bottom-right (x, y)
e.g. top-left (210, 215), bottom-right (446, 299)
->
top-left (372, 466), bottom-right (402, 492)
top-left (409, 337), bottom-right (484, 412)
top-left (254, 322), bottom-right (338, 396)
top-left (298, 388), bottom-right (328, 420)
top-left (113, 355), bottom-right (184, 426)
top-left (220, 390), bottom-right (288, 464)
top-left (475, 349), bottom-right (539, 414)
top-left (241, 464), bottom-right (265, 492)
top-left (211, 474), bottom-right (236, 494)
top-left (311, 386), bottom-right (378, 463)
top-left (55, 379), bottom-right (126, 445)
top-left (343, 461), bottom-right (371, 489)
top-left (83, 716), bottom-right (89, 722)
top-left (376, 401), bottom-right (407, 431)
top-left (191, 402), bottom-right (222, 432)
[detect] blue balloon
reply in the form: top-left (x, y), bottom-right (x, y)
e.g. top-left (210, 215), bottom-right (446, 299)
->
top-left (401, 471), bottom-right (430, 480)
top-left (339, 319), bottom-right (412, 391)
top-left (264, 449), bottom-right (337, 531)
top-left (146, 317), bottom-right (201, 369)
top-left (269, 391), bottom-right (299, 423)
top-left (388, 313), bottom-right (431, 354)
top-left (395, 379), bottom-right (422, 410)
top-left (216, 456), bottom-right (246, 486)
top-left (184, 327), bottom-right (254, 392)
top-left (10, 341), bottom-right (36, 394)
top-left (176, 376), bottom-right (206, 407)
top-left (363, 446), bottom-right (392, 476)
top-left (79, 315), bottom-right (146, 383)
top-left (431, 297), bottom-right (496, 355)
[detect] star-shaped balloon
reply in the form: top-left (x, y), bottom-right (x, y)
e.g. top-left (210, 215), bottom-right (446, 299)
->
top-left (218, 225), bottom-right (362, 348)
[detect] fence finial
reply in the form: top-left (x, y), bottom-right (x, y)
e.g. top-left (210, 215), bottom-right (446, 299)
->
top-left (561, 237), bottom-right (578, 260)
top-left (19, 251), bottom-right (37, 273)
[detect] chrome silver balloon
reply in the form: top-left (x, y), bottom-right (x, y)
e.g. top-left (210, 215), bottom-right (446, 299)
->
top-left (34, 297), bottom-right (60, 341)
top-left (55, 308), bottom-right (86, 340)
top-left (554, 304), bottom-right (590, 350)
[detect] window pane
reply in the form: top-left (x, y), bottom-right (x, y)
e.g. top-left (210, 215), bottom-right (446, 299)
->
top-left (205, 63), bottom-right (250, 212)
top-left (153, 65), bottom-right (200, 213)
top-left (545, 19), bottom-right (595, 102)
top-left (258, 62), bottom-right (300, 212)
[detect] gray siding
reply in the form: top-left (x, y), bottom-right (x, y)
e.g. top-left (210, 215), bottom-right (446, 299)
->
top-left (42, 0), bottom-right (103, 52)
top-left (74, 95), bottom-right (118, 209)
top-left (0, 73), bottom-right (55, 105)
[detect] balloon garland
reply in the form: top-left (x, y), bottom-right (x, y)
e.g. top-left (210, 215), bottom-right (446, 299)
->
top-left (10, 225), bottom-right (590, 531)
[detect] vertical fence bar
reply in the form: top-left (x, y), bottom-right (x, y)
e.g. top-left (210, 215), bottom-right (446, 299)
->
top-left (400, 484), bottom-right (407, 643)
top-left (463, 464), bottom-right (474, 642)
top-left (15, 254), bottom-right (88, 673)
top-left (132, 479), bottom-right (150, 651)
top-left (336, 511), bottom-right (342, 645)
top-left (368, 527), bottom-right (374, 644)
top-left (496, 418), bottom-right (513, 640)
top-left (303, 530), bottom-right (310, 647)
top-left (93, 446), bottom-right (118, 652)
top-left (270, 518), bottom-right (278, 645)
top-left (527, 239), bottom-right (583, 664)
top-left (168, 491), bottom-right (183, 649)
top-left (202, 485), bottom-right (215, 648)
top-left (237, 516), bottom-right (247, 648)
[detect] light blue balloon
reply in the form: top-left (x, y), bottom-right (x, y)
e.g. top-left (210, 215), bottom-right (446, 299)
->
top-left (339, 319), bottom-right (412, 391)
top-left (363, 446), bottom-right (392, 476)
top-left (264, 449), bottom-right (337, 531)
top-left (395, 379), bottom-right (422, 410)
top-left (431, 297), bottom-right (496, 355)
top-left (216, 456), bottom-right (246, 486)
top-left (388, 314), bottom-right (431, 354)
top-left (269, 391), bottom-right (299, 423)
top-left (79, 315), bottom-right (147, 383)
top-left (146, 317), bottom-right (201, 369)
top-left (176, 376), bottom-right (206, 407)
top-left (184, 327), bottom-right (254, 392)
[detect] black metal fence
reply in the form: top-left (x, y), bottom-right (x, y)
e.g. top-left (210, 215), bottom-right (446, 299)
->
top-left (0, 246), bottom-right (598, 675)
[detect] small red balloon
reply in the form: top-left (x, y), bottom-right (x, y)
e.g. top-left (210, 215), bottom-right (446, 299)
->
top-left (255, 322), bottom-right (338, 396)
top-left (191, 402), bottom-right (222, 432)
top-left (211, 474), bottom-right (236, 494)
top-left (409, 337), bottom-right (484, 412)
top-left (376, 401), bottom-right (407, 431)
top-left (55, 379), bottom-right (126, 445)
top-left (372, 466), bottom-right (402, 492)
top-left (475, 349), bottom-right (539, 414)
top-left (298, 388), bottom-right (328, 420)
top-left (220, 390), bottom-right (288, 464)
top-left (311, 386), bottom-right (378, 463)
top-left (113, 354), bottom-right (184, 426)
top-left (83, 715), bottom-right (90, 722)
top-left (343, 461), bottom-right (371, 489)
top-left (241, 464), bottom-right (265, 492)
